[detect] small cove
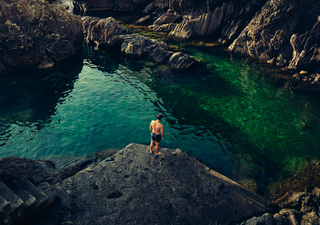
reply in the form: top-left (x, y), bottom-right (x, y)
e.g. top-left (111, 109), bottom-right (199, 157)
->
top-left (1, 43), bottom-right (320, 197)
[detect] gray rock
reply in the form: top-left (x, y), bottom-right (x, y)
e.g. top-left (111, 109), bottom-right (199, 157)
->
top-left (228, 0), bottom-right (320, 76)
top-left (55, 143), bottom-right (274, 225)
top-left (82, 16), bottom-right (199, 69)
top-left (240, 213), bottom-right (275, 225)
top-left (0, 0), bottom-right (83, 74)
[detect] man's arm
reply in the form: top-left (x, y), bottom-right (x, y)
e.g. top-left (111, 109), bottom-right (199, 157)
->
top-left (161, 126), bottom-right (164, 139)
top-left (150, 121), bottom-right (153, 132)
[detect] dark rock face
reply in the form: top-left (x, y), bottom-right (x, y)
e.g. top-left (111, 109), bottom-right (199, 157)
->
top-left (239, 187), bottom-right (320, 225)
top-left (228, 0), bottom-right (320, 72)
top-left (82, 16), bottom-right (200, 69)
top-left (146, 0), bottom-right (263, 42)
top-left (0, 157), bottom-right (55, 184)
top-left (74, 0), bottom-right (150, 12)
top-left (0, 0), bottom-right (83, 74)
top-left (139, 0), bottom-right (320, 86)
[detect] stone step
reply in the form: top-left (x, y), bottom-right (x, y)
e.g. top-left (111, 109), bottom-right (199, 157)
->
top-left (0, 195), bottom-right (10, 224)
top-left (0, 181), bottom-right (25, 224)
top-left (16, 178), bottom-right (48, 209)
top-left (7, 180), bottom-right (37, 210)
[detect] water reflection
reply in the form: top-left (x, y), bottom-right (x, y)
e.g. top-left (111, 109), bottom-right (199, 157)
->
top-left (0, 53), bottom-right (83, 146)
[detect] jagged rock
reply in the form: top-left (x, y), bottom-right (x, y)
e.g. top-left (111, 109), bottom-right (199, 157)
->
top-left (240, 213), bottom-right (275, 225)
top-left (228, 0), bottom-right (320, 75)
top-left (73, 0), bottom-right (149, 12)
top-left (0, 157), bottom-right (55, 185)
top-left (0, 0), bottom-right (83, 73)
top-left (152, 10), bottom-right (182, 27)
top-left (0, 0), bottom-right (83, 74)
top-left (279, 209), bottom-right (299, 225)
top-left (154, 23), bottom-right (177, 33)
top-left (301, 212), bottom-right (320, 225)
top-left (149, 1), bottom-right (262, 42)
top-left (82, 16), bottom-right (199, 69)
top-left (288, 20), bottom-right (320, 71)
top-left (169, 52), bottom-right (196, 69)
top-left (82, 16), bottom-right (130, 46)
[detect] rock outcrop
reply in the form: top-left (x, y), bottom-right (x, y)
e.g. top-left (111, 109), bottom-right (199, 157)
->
top-left (228, 0), bottom-right (320, 85)
top-left (82, 16), bottom-right (200, 69)
top-left (2, 144), bottom-right (320, 224)
top-left (239, 187), bottom-right (320, 225)
top-left (73, 0), bottom-right (149, 12)
top-left (145, 0), bottom-right (263, 42)
top-left (0, 0), bottom-right (83, 75)
top-left (135, 0), bottom-right (320, 86)
top-left (50, 144), bottom-right (276, 224)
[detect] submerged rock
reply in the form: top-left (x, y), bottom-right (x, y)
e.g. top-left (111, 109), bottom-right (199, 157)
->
top-left (0, 0), bottom-right (83, 74)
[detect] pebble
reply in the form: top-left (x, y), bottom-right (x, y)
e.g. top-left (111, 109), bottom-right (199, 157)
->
top-left (116, 168), bottom-right (123, 173)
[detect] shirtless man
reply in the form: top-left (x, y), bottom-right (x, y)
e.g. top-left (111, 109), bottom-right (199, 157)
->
top-left (150, 113), bottom-right (164, 155)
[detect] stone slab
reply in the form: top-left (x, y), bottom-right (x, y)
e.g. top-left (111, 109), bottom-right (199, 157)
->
top-left (58, 143), bottom-right (275, 225)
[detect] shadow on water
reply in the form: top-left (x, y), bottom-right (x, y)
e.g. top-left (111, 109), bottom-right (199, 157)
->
top-left (0, 52), bottom-right (83, 129)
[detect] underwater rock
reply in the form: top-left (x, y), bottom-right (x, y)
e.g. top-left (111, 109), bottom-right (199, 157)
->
top-left (0, 0), bottom-right (83, 74)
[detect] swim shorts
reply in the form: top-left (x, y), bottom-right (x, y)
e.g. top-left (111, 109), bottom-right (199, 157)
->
top-left (151, 132), bottom-right (161, 142)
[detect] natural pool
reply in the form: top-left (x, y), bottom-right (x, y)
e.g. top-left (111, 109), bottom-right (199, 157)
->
top-left (1, 44), bottom-right (320, 197)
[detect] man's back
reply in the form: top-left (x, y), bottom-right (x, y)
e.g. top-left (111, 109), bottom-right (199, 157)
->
top-left (150, 120), bottom-right (163, 135)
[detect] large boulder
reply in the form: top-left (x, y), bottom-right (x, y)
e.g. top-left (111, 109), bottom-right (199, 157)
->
top-left (0, 0), bottom-right (83, 74)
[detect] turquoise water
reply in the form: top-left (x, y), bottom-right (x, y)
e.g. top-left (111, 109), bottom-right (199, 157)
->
top-left (1, 45), bottom-right (320, 193)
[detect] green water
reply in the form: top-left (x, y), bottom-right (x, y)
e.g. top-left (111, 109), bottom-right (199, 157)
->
top-left (1, 45), bottom-right (320, 194)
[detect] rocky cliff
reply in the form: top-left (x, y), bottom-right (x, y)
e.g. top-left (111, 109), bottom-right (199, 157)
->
top-left (82, 16), bottom-right (200, 69)
top-left (0, 0), bottom-right (83, 74)
top-left (228, 0), bottom-right (320, 82)
top-left (133, 0), bottom-right (320, 86)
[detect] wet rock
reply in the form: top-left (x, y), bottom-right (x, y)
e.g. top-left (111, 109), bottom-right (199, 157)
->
top-left (0, 0), bottom-right (83, 74)
top-left (169, 52), bottom-right (197, 69)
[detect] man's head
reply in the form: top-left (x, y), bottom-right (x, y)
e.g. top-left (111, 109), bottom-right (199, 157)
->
top-left (157, 113), bottom-right (163, 120)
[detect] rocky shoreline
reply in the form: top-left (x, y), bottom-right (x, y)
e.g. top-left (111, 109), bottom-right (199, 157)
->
top-left (1, 144), bottom-right (320, 225)
top-left (1, 0), bottom-right (319, 89)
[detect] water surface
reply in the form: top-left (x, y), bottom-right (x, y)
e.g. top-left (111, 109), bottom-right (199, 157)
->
top-left (1, 45), bottom-right (320, 194)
